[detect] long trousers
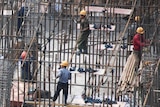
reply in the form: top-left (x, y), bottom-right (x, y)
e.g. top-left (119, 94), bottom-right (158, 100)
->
top-left (77, 31), bottom-right (90, 51)
top-left (133, 50), bottom-right (142, 70)
top-left (52, 82), bottom-right (68, 104)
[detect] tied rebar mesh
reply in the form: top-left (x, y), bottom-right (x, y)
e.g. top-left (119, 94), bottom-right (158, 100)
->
top-left (0, 59), bottom-right (15, 107)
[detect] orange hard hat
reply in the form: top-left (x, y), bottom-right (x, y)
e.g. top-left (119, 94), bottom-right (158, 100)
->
top-left (21, 51), bottom-right (27, 59)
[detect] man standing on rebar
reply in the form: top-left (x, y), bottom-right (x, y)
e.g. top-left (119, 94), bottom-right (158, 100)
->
top-left (20, 51), bottom-right (32, 81)
top-left (52, 61), bottom-right (71, 105)
top-left (133, 27), bottom-right (150, 69)
top-left (76, 10), bottom-right (90, 55)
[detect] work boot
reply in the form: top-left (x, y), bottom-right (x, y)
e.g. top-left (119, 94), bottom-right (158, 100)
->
top-left (64, 103), bottom-right (68, 106)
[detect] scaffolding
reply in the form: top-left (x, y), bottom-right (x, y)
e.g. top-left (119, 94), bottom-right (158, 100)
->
top-left (0, 0), bottom-right (159, 107)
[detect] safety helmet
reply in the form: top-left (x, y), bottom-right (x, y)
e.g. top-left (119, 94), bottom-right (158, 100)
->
top-left (79, 10), bottom-right (87, 16)
top-left (135, 16), bottom-right (140, 22)
top-left (21, 51), bottom-right (27, 59)
top-left (136, 27), bottom-right (144, 34)
top-left (60, 61), bottom-right (69, 67)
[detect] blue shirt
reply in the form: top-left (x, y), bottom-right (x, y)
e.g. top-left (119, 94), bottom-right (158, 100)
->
top-left (56, 68), bottom-right (71, 83)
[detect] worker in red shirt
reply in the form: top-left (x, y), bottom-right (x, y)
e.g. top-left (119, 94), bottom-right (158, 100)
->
top-left (133, 27), bottom-right (150, 69)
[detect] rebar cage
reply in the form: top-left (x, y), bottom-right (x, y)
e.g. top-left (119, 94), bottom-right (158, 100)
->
top-left (0, 0), bottom-right (159, 107)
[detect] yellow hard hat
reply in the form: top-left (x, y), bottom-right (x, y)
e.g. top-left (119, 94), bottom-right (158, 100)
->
top-left (135, 16), bottom-right (140, 22)
top-left (79, 10), bottom-right (87, 16)
top-left (60, 61), bottom-right (69, 67)
top-left (136, 27), bottom-right (144, 34)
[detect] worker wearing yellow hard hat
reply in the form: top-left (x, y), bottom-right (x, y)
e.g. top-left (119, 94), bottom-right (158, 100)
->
top-left (60, 61), bottom-right (69, 67)
top-left (134, 16), bottom-right (140, 22)
top-left (76, 10), bottom-right (91, 55)
top-left (133, 27), bottom-right (150, 70)
top-left (136, 27), bottom-right (144, 34)
top-left (79, 9), bottom-right (87, 16)
top-left (52, 60), bottom-right (71, 106)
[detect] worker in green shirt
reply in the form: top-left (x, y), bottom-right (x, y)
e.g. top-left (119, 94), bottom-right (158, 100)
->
top-left (76, 10), bottom-right (91, 55)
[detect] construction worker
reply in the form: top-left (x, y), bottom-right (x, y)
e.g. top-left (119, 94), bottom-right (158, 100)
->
top-left (76, 10), bottom-right (91, 55)
top-left (134, 16), bottom-right (140, 22)
top-left (20, 51), bottom-right (32, 81)
top-left (133, 27), bottom-right (150, 69)
top-left (52, 61), bottom-right (71, 105)
top-left (21, 51), bottom-right (27, 59)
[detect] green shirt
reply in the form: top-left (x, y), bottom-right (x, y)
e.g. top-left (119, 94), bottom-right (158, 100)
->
top-left (78, 17), bottom-right (89, 32)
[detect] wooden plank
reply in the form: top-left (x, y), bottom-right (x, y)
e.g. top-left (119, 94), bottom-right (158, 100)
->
top-left (127, 58), bottom-right (136, 85)
top-left (77, 24), bottom-right (116, 31)
top-left (85, 6), bottom-right (105, 12)
top-left (40, 2), bottom-right (49, 13)
top-left (125, 53), bottom-right (135, 81)
top-left (121, 53), bottom-right (135, 91)
top-left (107, 7), bottom-right (132, 15)
top-left (25, 96), bottom-right (127, 107)
top-left (126, 54), bottom-right (136, 83)
top-left (25, 101), bottom-right (65, 106)
top-left (118, 53), bottom-right (133, 85)
top-left (0, 10), bottom-right (15, 15)
top-left (153, 90), bottom-right (160, 93)
top-left (85, 6), bottom-right (132, 15)
top-left (117, 52), bottom-right (135, 93)
top-left (93, 69), bottom-right (105, 75)
top-left (25, 100), bottom-right (91, 107)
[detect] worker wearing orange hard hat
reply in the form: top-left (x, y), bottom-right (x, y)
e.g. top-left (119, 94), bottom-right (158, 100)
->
top-left (20, 51), bottom-right (33, 81)
top-left (76, 10), bottom-right (91, 55)
top-left (52, 61), bottom-right (71, 105)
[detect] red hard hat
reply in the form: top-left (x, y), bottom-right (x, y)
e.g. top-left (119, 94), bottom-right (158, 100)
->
top-left (21, 51), bottom-right (27, 59)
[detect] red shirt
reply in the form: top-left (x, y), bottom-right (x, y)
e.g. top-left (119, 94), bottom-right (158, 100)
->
top-left (133, 34), bottom-right (146, 51)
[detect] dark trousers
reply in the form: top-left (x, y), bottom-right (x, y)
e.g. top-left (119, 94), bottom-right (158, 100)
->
top-left (77, 31), bottom-right (90, 51)
top-left (133, 50), bottom-right (142, 71)
top-left (53, 82), bottom-right (68, 104)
